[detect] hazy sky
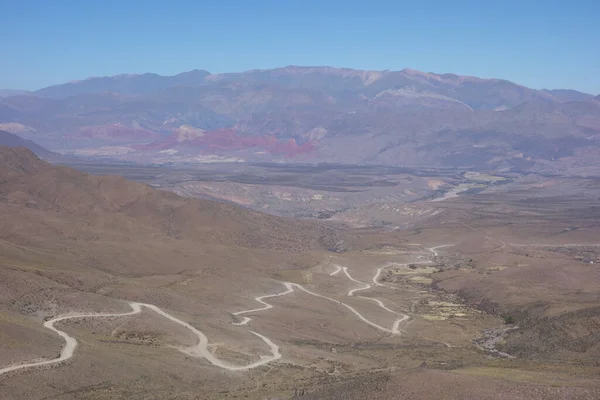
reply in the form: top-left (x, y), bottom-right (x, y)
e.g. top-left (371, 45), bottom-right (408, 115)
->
top-left (2, 0), bottom-right (599, 93)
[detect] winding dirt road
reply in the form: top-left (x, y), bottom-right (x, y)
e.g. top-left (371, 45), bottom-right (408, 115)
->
top-left (231, 284), bottom-right (295, 326)
top-left (428, 244), bottom-right (454, 257)
top-left (329, 265), bottom-right (342, 276)
top-left (0, 302), bottom-right (281, 376)
top-left (231, 264), bottom-right (414, 337)
top-left (0, 304), bottom-right (143, 376)
top-left (1, 246), bottom-right (453, 377)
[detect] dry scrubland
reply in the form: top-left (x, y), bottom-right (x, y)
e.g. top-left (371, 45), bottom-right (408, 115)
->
top-left (0, 147), bottom-right (599, 399)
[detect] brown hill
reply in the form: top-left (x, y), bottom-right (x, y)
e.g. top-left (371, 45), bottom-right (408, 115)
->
top-left (0, 145), bottom-right (350, 399)
top-left (0, 146), bottom-right (341, 257)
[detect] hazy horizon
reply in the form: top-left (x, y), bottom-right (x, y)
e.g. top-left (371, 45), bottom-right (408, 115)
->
top-left (2, 0), bottom-right (599, 93)
top-left (2, 64), bottom-right (597, 96)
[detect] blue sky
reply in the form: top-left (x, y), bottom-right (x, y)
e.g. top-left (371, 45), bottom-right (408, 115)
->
top-left (2, 0), bottom-right (599, 93)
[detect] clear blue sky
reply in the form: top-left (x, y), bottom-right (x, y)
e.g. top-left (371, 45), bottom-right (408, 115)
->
top-left (2, 0), bottom-right (599, 93)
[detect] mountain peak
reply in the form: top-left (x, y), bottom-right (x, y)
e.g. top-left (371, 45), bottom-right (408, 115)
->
top-left (401, 68), bottom-right (429, 76)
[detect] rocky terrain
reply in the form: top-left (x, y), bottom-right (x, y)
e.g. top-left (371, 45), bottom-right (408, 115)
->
top-left (1, 66), bottom-right (599, 174)
top-left (1, 146), bottom-right (599, 399)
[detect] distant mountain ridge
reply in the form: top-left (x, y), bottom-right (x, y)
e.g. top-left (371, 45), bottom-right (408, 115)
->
top-left (35, 69), bottom-right (210, 98)
top-left (0, 130), bottom-right (55, 158)
top-left (31, 66), bottom-right (592, 109)
top-left (1, 66), bottom-right (599, 173)
top-left (541, 89), bottom-right (594, 102)
top-left (0, 89), bottom-right (31, 98)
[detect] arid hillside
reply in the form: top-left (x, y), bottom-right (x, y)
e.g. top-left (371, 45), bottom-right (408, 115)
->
top-left (0, 146), bottom-right (350, 399)
top-left (1, 146), bottom-right (599, 400)
top-left (0, 146), bottom-right (342, 258)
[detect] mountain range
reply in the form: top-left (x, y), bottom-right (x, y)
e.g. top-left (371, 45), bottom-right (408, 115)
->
top-left (1, 66), bottom-right (599, 172)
